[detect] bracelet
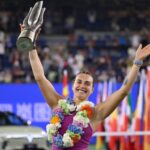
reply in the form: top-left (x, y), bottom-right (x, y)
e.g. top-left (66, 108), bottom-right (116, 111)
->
top-left (133, 59), bottom-right (143, 67)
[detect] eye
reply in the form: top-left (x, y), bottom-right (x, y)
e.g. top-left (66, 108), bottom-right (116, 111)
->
top-left (76, 80), bottom-right (82, 84)
top-left (85, 81), bottom-right (91, 86)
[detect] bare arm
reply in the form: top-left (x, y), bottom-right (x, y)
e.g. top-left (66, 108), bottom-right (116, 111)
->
top-left (18, 7), bottom-right (62, 109)
top-left (29, 49), bottom-right (63, 109)
top-left (94, 64), bottom-right (139, 121)
top-left (93, 44), bottom-right (150, 123)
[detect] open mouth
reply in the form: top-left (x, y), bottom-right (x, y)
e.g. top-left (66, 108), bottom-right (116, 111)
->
top-left (76, 88), bottom-right (87, 94)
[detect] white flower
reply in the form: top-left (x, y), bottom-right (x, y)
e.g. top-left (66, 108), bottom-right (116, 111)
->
top-left (77, 101), bottom-right (94, 111)
top-left (73, 115), bottom-right (89, 128)
top-left (47, 134), bottom-right (53, 142)
top-left (55, 122), bottom-right (61, 128)
top-left (46, 99), bottom-right (94, 148)
top-left (46, 124), bottom-right (58, 142)
top-left (63, 133), bottom-right (73, 147)
top-left (46, 124), bottom-right (57, 135)
top-left (68, 104), bottom-right (76, 112)
top-left (46, 124), bottom-right (51, 133)
top-left (59, 99), bottom-right (67, 102)
top-left (58, 99), bottom-right (67, 105)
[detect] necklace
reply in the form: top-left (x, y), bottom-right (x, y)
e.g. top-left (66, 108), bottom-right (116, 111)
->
top-left (46, 98), bottom-right (94, 148)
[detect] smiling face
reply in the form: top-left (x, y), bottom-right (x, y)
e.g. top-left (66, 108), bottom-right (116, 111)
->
top-left (72, 73), bottom-right (94, 102)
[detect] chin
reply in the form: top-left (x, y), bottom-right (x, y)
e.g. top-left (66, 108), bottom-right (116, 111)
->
top-left (76, 95), bottom-right (87, 101)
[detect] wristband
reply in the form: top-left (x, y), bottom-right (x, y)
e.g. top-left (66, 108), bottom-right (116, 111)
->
top-left (133, 59), bottom-right (143, 67)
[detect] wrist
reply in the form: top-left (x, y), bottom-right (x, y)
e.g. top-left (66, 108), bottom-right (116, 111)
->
top-left (133, 59), bottom-right (143, 67)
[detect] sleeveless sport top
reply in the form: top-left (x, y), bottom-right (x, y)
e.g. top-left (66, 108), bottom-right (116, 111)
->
top-left (52, 111), bottom-right (93, 150)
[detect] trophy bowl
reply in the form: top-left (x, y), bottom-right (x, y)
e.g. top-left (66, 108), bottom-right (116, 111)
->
top-left (16, 29), bottom-right (35, 51)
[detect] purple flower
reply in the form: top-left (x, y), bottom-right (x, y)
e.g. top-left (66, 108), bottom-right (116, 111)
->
top-left (52, 108), bottom-right (64, 121)
top-left (56, 112), bottom-right (64, 120)
top-left (73, 120), bottom-right (84, 128)
top-left (67, 98), bottom-right (74, 104)
top-left (68, 124), bottom-right (84, 134)
top-left (53, 134), bottom-right (63, 148)
top-left (53, 107), bottom-right (63, 113)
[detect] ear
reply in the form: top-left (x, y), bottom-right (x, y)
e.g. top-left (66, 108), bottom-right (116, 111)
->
top-left (92, 87), bottom-right (94, 92)
top-left (91, 85), bottom-right (94, 93)
top-left (91, 88), bottom-right (94, 93)
top-left (72, 80), bottom-right (75, 90)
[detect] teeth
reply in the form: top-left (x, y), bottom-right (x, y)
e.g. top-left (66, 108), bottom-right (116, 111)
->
top-left (79, 90), bottom-right (84, 92)
top-left (77, 89), bottom-right (86, 93)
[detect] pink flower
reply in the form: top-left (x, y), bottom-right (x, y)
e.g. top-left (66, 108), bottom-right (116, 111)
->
top-left (54, 107), bottom-right (63, 113)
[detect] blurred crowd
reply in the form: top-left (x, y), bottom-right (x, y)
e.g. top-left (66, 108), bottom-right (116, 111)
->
top-left (0, 0), bottom-right (150, 83)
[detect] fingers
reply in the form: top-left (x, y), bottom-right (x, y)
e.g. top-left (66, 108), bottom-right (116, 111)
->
top-left (138, 43), bottom-right (150, 51)
top-left (143, 44), bottom-right (150, 50)
top-left (19, 23), bottom-right (25, 32)
top-left (135, 43), bottom-right (150, 61)
top-left (137, 44), bottom-right (142, 52)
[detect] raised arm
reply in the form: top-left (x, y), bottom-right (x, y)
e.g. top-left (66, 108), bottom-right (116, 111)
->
top-left (17, 2), bottom-right (63, 109)
top-left (93, 44), bottom-right (150, 123)
top-left (29, 49), bottom-right (63, 109)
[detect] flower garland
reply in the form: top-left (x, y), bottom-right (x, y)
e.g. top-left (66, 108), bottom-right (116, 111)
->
top-left (46, 99), bottom-right (94, 148)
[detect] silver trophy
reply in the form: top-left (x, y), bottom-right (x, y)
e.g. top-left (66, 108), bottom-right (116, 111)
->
top-left (16, 1), bottom-right (46, 51)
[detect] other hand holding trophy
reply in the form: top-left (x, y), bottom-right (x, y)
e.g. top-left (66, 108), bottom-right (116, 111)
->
top-left (16, 1), bottom-right (46, 51)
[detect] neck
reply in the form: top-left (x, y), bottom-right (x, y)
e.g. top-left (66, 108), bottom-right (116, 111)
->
top-left (73, 98), bottom-right (87, 105)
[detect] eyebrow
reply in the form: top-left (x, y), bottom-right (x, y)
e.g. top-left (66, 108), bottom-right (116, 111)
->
top-left (76, 79), bottom-right (91, 84)
top-left (76, 79), bottom-right (82, 82)
top-left (85, 81), bottom-right (91, 84)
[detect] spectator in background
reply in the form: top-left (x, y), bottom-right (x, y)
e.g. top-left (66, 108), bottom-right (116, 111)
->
top-left (0, 25), bottom-right (5, 70)
top-left (1, 0), bottom-right (150, 83)
top-left (65, 15), bottom-right (75, 33)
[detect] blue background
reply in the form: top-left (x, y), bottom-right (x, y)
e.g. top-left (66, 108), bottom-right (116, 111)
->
top-left (0, 83), bottom-right (139, 143)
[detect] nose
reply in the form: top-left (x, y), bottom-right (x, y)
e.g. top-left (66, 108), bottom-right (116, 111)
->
top-left (79, 83), bottom-right (86, 89)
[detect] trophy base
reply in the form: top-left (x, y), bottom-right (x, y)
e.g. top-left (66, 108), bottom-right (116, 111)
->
top-left (16, 37), bottom-right (34, 51)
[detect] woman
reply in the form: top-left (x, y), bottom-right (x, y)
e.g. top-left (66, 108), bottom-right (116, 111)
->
top-left (19, 7), bottom-right (150, 149)
top-left (27, 40), bottom-right (150, 150)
